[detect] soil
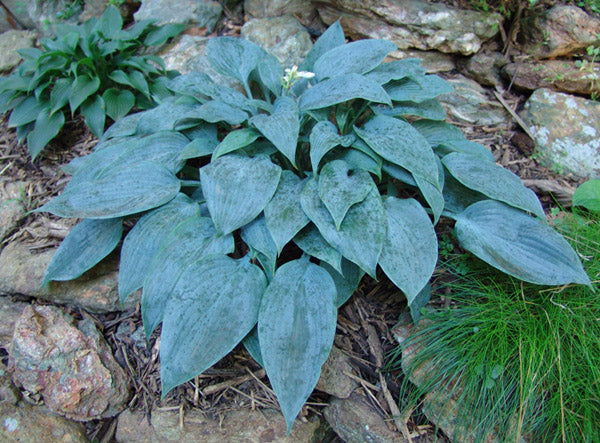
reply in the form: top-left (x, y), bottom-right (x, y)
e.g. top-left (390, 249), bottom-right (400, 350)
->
top-left (0, 3), bottom-right (592, 441)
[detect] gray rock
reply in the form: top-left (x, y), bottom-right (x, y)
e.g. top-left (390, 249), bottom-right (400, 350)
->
top-left (521, 5), bottom-right (600, 59)
top-left (317, 0), bottom-right (503, 56)
top-left (0, 1), bottom-right (35, 29)
top-left (0, 242), bottom-right (140, 313)
top-left (134, 0), bottom-right (222, 31)
top-left (390, 48), bottom-right (456, 73)
top-left (502, 60), bottom-right (600, 97)
top-left (0, 297), bottom-right (28, 349)
top-left (241, 15), bottom-right (312, 68)
top-left (315, 346), bottom-right (358, 398)
top-left (244, 0), bottom-right (317, 26)
top-left (116, 407), bottom-right (324, 442)
top-left (0, 30), bottom-right (36, 72)
top-left (0, 181), bottom-right (29, 241)
top-left (78, 0), bottom-right (109, 21)
top-left (0, 402), bottom-right (87, 442)
top-left (27, 0), bottom-right (82, 36)
top-left (458, 51), bottom-right (508, 87)
top-left (0, 361), bottom-right (21, 405)
top-left (9, 305), bottom-right (130, 421)
top-left (439, 74), bottom-right (510, 127)
top-left (520, 88), bottom-right (600, 179)
top-left (323, 392), bottom-right (401, 442)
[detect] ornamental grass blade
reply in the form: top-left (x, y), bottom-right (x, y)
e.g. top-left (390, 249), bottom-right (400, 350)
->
top-left (378, 197), bottom-right (438, 305)
top-left (200, 154), bottom-right (281, 235)
top-left (455, 200), bottom-right (591, 286)
top-left (43, 217), bottom-right (123, 285)
top-left (161, 255), bottom-right (267, 395)
top-left (258, 258), bottom-right (337, 433)
top-left (119, 194), bottom-right (201, 303)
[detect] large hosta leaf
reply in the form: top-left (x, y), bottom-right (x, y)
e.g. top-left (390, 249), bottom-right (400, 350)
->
top-left (355, 115), bottom-right (438, 187)
top-left (294, 224), bottom-right (342, 273)
top-left (313, 39), bottom-right (396, 80)
top-left (241, 216), bottom-right (278, 275)
top-left (298, 73), bottom-right (391, 111)
top-left (442, 152), bottom-right (545, 218)
top-left (37, 161), bottom-right (180, 219)
top-left (200, 154), bottom-right (282, 235)
top-left (379, 197), bottom-right (438, 304)
top-left (206, 36), bottom-right (263, 88)
top-left (301, 179), bottom-right (385, 277)
top-left (264, 171), bottom-right (309, 254)
top-left (161, 255), bottom-right (267, 394)
top-left (119, 195), bottom-right (201, 302)
top-left (258, 258), bottom-right (337, 432)
top-left (142, 216), bottom-right (234, 337)
top-left (309, 121), bottom-right (355, 173)
top-left (385, 75), bottom-right (453, 103)
top-left (455, 200), bottom-right (591, 286)
top-left (250, 96), bottom-right (299, 166)
top-left (212, 127), bottom-right (260, 160)
top-left (300, 20), bottom-right (345, 71)
top-left (364, 59), bottom-right (426, 84)
top-left (43, 217), bottom-right (122, 285)
top-left (318, 159), bottom-right (375, 230)
top-left (371, 99), bottom-right (446, 121)
top-left (321, 259), bottom-right (364, 307)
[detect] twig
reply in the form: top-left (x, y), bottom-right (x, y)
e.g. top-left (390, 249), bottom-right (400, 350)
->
top-left (342, 370), bottom-right (380, 392)
top-left (493, 89), bottom-right (536, 141)
top-left (380, 373), bottom-right (413, 443)
top-left (202, 369), bottom-right (266, 396)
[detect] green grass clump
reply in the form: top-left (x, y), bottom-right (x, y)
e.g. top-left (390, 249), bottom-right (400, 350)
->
top-left (391, 210), bottom-right (600, 442)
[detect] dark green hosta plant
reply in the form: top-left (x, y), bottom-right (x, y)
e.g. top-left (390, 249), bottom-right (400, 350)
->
top-left (36, 23), bottom-right (590, 432)
top-left (0, 5), bottom-right (183, 159)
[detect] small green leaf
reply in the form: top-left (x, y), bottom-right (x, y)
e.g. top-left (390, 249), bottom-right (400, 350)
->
top-left (108, 70), bottom-right (134, 88)
top-left (573, 179), bottom-right (600, 212)
top-left (144, 23), bottom-right (185, 46)
top-left (96, 5), bottom-right (123, 39)
top-left (200, 154), bottom-right (282, 235)
top-left (294, 224), bottom-right (342, 273)
top-left (8, 96), bottom-right (46, 127)
top-left (27, 108), bottom-right (65, 159)
top-left (81, 95), bottom-right (106, 137)
top-left (69, 76), bottom-right (100, 114)
top-left (161, 255), bottom-right (267, 395)
top-left (212, 127), bottom-right (260, 161)
top-left (455, 200), bottom-right (591, 286)
top-left (49, 78), bottom-right (72, 114)
top-left (43, 218), bottom-right (123, 285)
top-left (258, 258), bottom-right (337, 433)
top-left (102, 88), bottom-right (135, 121)
top-left (128, 70), bottom-right (150, 97)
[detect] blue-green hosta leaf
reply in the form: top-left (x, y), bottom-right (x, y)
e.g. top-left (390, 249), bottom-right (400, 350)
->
top-left (385, 75), bottom-right (453, 103)
top-left (379, 197), bottom-right (438, 305)
top-left (206, 36), bottom-right (263, 88)
top-left (161, 255), bottom-right (267, 394)
top-left (250, 96), bottom-right (299, 166)
top-left (415, 173), bottom-right (444, 224)
top-left (298, 73), bottom-right (391, 111)
top-left (242, 216), bottom-right (278, 268)
top-left (309, 121), bottom-right (355, 173)
top-left (212, 128), bottom-right (260, 161)
top-left (443, 173), bottom-right (487, 214)
top-left (455, 200), bottom-right (590, 286)
top-left (37, 161), bottom-right (180, 219)
top-left (573, 179), bottom-right (600, 212)
top-left (301, 179), bottom-right (385, 277)
top-left (410, 283), bottom-right (431, 324)
top-left (69, 75), bottom-right (101, 114)
top-left (258, 258), bottom-right (337, 432)
top-left (332, 148), bottom-right (382, 180)
top-left (257, 52), bottom-right (283, 95)
top-left (383, 162), bottom-right (416, 186)
top-left (371, 99), bottom-right (446, 121)
top-left (318, 159), bottom-right (375, 230)
top-left (321, 259), bottom-right (364, 307)
top-left (179, 123), bottom-right (219, 160)
top-left (119, 194), bottom-right (201, 303)
top-left (201, 154), bottom-right (282, 235)
top-left (243, 327), bottom-right (264, 367)
top-left (355, 115), bottom-right (438, 187)
top-left (437, 139), bottom-right (495, 162)
top-left (165, 71), bottom-right (213, 97)
top-left (443, 152), bottom-right (545, 218)
top-left (364, 59), bottom-right (426, 84)
top-left (142, 216), bottom-right (234, 337)
top-left (300, 20), bottom-right (345, 72)
top-left (27, 108), bottom-right (65, 159)
top-left (102, 88), bottom-right (135, 121)
top-left (100, 112), bottom-right (141, 141)
top-left (294, 224), bottom-right (342, 273)
top-left (313, 39), bottom-right (396, 81)
top-left (183, 100), bottom-right (248, 125)
top-left (81, 95), bottom-right (105, 137)
top-left (136, 97), bottom-right (200, 135)
top-left (43, 218), bottom-right (123, 285)
top-left (264, 171), bottom-right (309, 254)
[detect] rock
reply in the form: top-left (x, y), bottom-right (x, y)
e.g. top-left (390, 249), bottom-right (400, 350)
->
top-left (519, 88), bottom-right (600, 179)
top-left (0, 181), bottom-right (29, 242)
top-left (0, 402), bottom-right (88, 442)
top-left (317, 0), bottom-right (503, 56)
top-left (241, 16), bottom-right (313, 68)
top-left (134, 0), bottom-right (222, 31)
top-left (27, 0), bottom-right (82, 36)
top-left (315, 346), bottom-right (357, 398)
top-left (0, 1), bottom-right (35, 29)
top-left (502, 60), bottom-right (600, 96)
top-left (389, 49), bottom-right (456, 73)
top-left (116, 407), bottom-right (324, 442)
top-left (78, 0), bottom-right (109, 21)
top-left (0, 297), bottom-right (27, 349)
top-left (0, 242), bottom-right (140, 313)
top-left (0, 30), bottom-right (36, 72)
top-left (439, 74), bottom-right (510, 127)
top-left (323, 392), bottom-right (401, 442)
top-left (521, 5), bottom-right (600, 59)
top-left (160, 34), bottom-right (243, 90)
top-left (0, 361), bottom-right (21, 405)
top-left (458, 51), bottom-right (508, 87)
top-left (9, 305), bottom-right (130, 421)
top-left (244, 0), bottom-right (317, 26)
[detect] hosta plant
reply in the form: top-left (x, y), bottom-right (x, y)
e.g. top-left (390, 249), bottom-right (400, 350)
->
top-left (0, 5), bottom-right (183, 159)
top-left (36, 23), bottom-right (590, 432)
